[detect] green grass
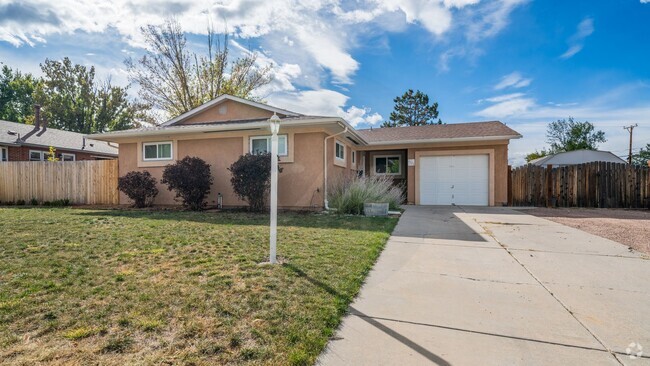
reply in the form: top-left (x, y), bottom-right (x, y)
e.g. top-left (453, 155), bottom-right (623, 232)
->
top-left (0, 207), bottom-right (396, 365)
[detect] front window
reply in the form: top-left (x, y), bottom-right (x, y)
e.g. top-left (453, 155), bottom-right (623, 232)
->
top-left (143, 142), bottom-right (173, 161)
top-left (250, 135), bottom-right (288, 156)
top-left (29, 150), bottom-right (46, 161)
top-left (375, 156), bottom-right (401, 175)
top-left (335, 141), bottom-right (345, 160)
top-left (60, 153), bottom-right (76, 161)
top-left (1, 147), bottom-right (7, 162)
top-left (352, 151), bottom-right (356, 164)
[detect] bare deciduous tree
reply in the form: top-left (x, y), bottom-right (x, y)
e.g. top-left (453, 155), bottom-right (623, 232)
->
top-left (126, 19), bottom-right (273, 121)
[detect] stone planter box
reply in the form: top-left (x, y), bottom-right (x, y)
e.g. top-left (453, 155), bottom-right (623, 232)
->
top-left (364, 202), bottom-right (389, 217)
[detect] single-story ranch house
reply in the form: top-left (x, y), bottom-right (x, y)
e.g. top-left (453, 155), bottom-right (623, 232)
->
top-left (90, 95), bottom-right (521, 208)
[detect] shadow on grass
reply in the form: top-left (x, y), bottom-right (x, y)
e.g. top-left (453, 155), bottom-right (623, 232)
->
top-left (283, 263), bottom-right (452, 366)
top-left (68, 208), bottom-right (397, 233)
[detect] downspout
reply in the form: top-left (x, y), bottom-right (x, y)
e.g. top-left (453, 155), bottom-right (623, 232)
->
top-left (323, 127), bottom-right (348, 210)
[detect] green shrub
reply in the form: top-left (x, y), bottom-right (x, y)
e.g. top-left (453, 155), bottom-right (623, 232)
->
top-left (51, 199), bottom-right (70, 207)
top-left (229, 153), bottom-right (281, 212)
top-left (328, 174), bottom-right (404, 215)
top-left (161, 157), bottom-right (213, 211)
top-left (30, 198), bottom-right (39, 206)
top-left (118, 171), bottom-right (159, 208)
top-left (16, 199), bottom-right (26, 206)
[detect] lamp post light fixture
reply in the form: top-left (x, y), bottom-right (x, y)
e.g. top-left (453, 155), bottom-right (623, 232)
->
top-left (269, 113), bottom-right (281, 264)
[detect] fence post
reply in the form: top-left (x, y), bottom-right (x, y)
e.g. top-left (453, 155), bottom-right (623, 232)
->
top-left (507, 165), bottom-right (513, 206)
top-left (546, 164), bottom-right (553, 208)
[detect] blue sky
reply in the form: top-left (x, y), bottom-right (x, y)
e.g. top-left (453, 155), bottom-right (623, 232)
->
top-left (1, 0), bottom-right (649, 164)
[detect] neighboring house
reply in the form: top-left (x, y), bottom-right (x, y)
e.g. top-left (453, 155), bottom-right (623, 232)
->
top-left (90, 94), bottom-right (522, 208)
top-left (529, 149), bottom-right (627, 167)
top-left (0, 119), bottom-right (118, 162)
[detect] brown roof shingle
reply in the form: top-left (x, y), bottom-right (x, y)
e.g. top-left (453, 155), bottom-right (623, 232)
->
top-left (356, 121), bottom-right (521, 144)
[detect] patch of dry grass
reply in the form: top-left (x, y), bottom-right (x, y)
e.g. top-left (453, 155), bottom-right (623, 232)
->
top-left (0, 208), bottom-right (396, 365)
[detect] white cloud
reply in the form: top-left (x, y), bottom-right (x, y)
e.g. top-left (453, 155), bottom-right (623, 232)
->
top-left (475, 93), bottom-right (536, 118)
top-left (475, 82), bottom-right (650, 165)
top-left (560, 44), bottom-right (583, 59)
top-left (463, 0), bottom-right (527, 42)
top-left (267, 89), bottom-right (383, 127)
top-left (438, 0), bottom-right (527, 71)
top-left (481, 92), bottom-right (526, 103)
top-left (0, 0), bottom-right (528, 83)
top-left (341, 106), bottom-right (384, 127)
top-left (494, 72), bottom-right (532, 90)
top-left (560, 17), bottom-right (594, 59)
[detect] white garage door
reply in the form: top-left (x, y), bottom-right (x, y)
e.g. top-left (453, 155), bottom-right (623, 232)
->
top-left (419, 155), bottom-right (489, 206)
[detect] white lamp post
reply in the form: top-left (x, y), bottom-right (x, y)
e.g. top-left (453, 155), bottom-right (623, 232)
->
top-left (269, 113), bottom-right (281, 264)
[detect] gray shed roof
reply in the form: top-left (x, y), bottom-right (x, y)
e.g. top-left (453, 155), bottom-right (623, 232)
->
top-left (529, 149), bottom-right (626, 166)
top-left (0, 120), bottom-right (118, 156)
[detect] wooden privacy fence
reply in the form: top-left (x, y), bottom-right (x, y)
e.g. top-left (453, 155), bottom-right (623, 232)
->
top-left (509, 162), bottom-right (650, 208)
top-left (0, 160), bottom-right (119, 205)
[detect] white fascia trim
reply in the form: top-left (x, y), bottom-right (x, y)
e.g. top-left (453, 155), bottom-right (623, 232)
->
top-left (87, 117), bottom-right (369, 144)
top-left (161, 95), bottom-right (301, 126)
top-left (366, 134), bottom-right (523, 146)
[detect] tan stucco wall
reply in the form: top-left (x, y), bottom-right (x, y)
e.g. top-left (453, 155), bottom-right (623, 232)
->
top-left (181, 100), bottom-right (275, 124)
top-left (118, 132), bottom-right (328, 209)
top-left (326, 137), bottom-right (358, 186)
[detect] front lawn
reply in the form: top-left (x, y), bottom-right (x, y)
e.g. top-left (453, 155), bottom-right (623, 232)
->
top-left (0, 208), bottom-right (396, 365)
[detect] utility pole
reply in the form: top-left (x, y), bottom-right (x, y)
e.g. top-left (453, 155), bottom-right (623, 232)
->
top-left (623, 124), bottom-right (638, 164)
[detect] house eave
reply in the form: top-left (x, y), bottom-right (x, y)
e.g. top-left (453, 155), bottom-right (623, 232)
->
top-left (365, 134), bottom-right (523, 146)
top-left (88, 117), bottom-right (368, 144)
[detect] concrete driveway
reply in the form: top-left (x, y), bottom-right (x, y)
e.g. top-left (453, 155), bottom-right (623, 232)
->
top-left (318, 206), bottom-right (650, 365)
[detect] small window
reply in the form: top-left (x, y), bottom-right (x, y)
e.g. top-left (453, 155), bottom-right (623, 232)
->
top-left (335, 141), bottom-right (345, 161)
top-left (250, 135), bottom-right (288, 156)
top-left (352, 151), bottom-right (356, 164)
top-left (143, 142), bottom-right (173, 161)
top-left (60, 153), bottom-right (76, 161)
top-left (29, 150), bottom-right (45, 161)
top-left (0, 147), bottom-right (7, 162)
top-left (375, 156), bottom-right (401, 175)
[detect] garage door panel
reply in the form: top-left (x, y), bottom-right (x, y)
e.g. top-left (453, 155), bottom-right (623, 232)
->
top-left (419, 155), bottom-right (488, 206)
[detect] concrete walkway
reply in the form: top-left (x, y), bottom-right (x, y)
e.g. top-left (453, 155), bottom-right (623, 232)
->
top-left (318, 206), bottom-right (650, 365)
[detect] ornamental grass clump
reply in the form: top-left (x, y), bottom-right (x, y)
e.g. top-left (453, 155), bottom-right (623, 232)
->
top-left (328, 174), bottom-right (404, 215)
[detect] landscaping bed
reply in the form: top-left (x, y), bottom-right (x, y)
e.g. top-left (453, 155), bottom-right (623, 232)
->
top-left (0, 208), bottom-right (396, 365)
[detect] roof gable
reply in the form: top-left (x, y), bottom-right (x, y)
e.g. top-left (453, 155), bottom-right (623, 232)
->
top-left (163, 94), bottom-right (301, 126)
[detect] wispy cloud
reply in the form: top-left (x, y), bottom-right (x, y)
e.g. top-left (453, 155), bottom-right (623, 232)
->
top-left (475, 82), bottom-right (650, 164)
top-left (475, 92), bottom-right (536, 118)
top-left (560, 17), bottom-right (594, 59)
top-left (494, 72), bottom-right (532, 90)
